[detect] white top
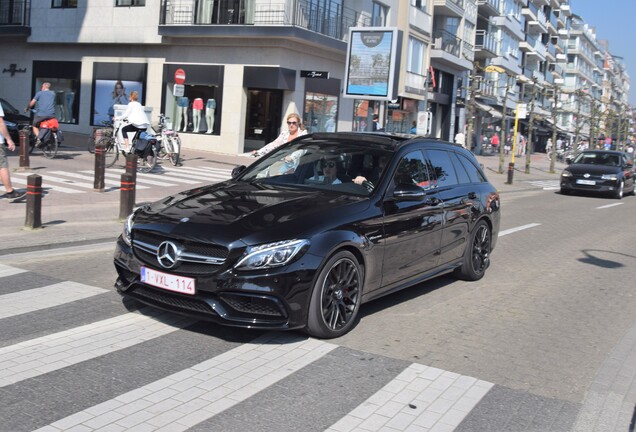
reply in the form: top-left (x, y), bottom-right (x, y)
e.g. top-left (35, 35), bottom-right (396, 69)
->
top-left (117, 101), bottom-right (149, 128)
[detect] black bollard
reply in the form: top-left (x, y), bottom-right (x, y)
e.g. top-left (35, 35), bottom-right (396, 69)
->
top-left (25, 174), bottom-right (42, 229)
top-left (119, 173), bottom-right (135, 222)
top-left (19, 129), bottom-right (30, 169)
top-left (506, 162), bottom-right (515, 184)
top-left (94, 146), bottom-right (106, 192)
top-left (125, 153), bottom-right (137, 207)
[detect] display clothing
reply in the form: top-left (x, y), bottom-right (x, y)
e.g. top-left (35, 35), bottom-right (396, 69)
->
top-left (206, 99), bottom-right (216, 133)
top-left (176, 97), bottom-right (189, 132)
top-left (192, 98), bottom-right (204, 132)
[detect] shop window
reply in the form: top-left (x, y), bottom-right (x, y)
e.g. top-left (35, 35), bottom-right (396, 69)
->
top-left (246, 89), bottom-right (283, 143)
top-left (304, 91), bottom-right (338, 133)
top-left (165, 84), bottom-right (219, 134)
top-left (52, 0), bottom-right (77, 7)
top-left (93, 80), bottom-right (144, 126)
top-left (32, 61), bottom-right (81, 125)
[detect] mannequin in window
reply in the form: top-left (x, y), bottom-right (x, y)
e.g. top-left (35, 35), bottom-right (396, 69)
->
top-left (65, 91), bottom-right (75, 122)
top-left (192, 97), bottom-right (204, 132)
top-left (55, 90), bottom-right (66, 122)
top-left (206, 98), bottom-right (216, 133)
top-left (176, 96), bottom-right (189, 132)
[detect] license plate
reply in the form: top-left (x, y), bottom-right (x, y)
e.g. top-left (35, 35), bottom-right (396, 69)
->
top-left (140, 267), bottom-right (195, 295)
top-left (576, 179), bottom-right (596, 185)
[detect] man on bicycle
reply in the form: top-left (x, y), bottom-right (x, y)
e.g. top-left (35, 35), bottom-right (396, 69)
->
top-left (25, 82), bottom-right (56, 147)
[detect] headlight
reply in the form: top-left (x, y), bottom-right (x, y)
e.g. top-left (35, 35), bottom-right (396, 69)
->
top-left (122, 212), bottom-right (135, 246)
top-left (561, 170), bottom-right (572, 178)
top-left (235, 239), bottom-right (309, 270)
top-left (601, 173), bottom-right (618, 180)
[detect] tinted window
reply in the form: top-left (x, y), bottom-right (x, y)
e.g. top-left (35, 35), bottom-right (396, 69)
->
top-left (449, 152), bottom-right (471, 184)
top-left (427, 149), bottom-right (459, 187)
top-left (394, 151), bottom-right (434, 189)
top-left (455, 153), bottom-right (486, 183)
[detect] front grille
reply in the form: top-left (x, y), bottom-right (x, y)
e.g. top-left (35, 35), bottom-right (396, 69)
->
top-left (132, 230), bottom-right (229, 275)
top-left (219, 293), bottom-right (287, 317)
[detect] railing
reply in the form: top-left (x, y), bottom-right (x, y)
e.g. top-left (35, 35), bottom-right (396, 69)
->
top-left (434, 0), bottom-right (465, 9)
top-left (432, 29), bottom-right (461, 57)
top-left (463, 40), bottom-right (474, 62)
top-left (475, 29), bottom-right (497, 54)
top-left (476, 0), bottom-right (501, 13)
top-left (159, 0), bottom-right (371, 41)
top-left (0, 0), bottom-right (30, 26)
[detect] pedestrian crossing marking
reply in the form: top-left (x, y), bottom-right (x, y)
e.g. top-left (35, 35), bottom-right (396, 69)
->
top-left (9, 175), bottom-right (85, 194)
top-left (525, 180), bottom-right (560, 190)
top-left (0, 311), bottom-right (194, 388)
top-left (0, 281), bottom-right (107, 320)
top-left (50, 171), bottom-right (150, 189)
top-left (97, 170), bottom-right (178, 187)
top-left (326, 364), bottom-right (493, 432)
top-left (36, 333), bottom-right (337, 432)
top-left (0, 263), bottom-right (27, 278)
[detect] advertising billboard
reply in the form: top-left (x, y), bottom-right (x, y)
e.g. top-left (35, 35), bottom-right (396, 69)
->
top-left (344, 27), bottom-right (399, 101)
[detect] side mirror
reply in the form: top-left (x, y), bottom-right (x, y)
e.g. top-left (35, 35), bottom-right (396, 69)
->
top-left (231, 165), bottom-right (246, 178)
top-left (392, 183), bottom-right (426, 201)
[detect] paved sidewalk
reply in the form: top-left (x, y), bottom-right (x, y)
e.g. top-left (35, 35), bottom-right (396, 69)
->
top-left (1, 133), bottom-right (565, 255)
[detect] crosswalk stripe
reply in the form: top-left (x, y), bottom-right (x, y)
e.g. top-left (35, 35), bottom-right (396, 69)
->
top-left (13, 172), bottom-right (97, 190)
top-left (0, 263), bottom-right (27, 278)
top-left (160, 166), bottom-right (231, 181)
top-left (179, 166), bottom-right (233, 175)
top-left (137, 171), bottom-right (201, 184)
top-left (162, 170), bottom-right (229, 182)
top-left (526, 180), bottom-right (560, 190)
top-left (0, 311), bottom-right (194, 388)
top-left (49, 171), bottom-right (150, 189)
top-left (97, 170), bottom-right (179, 187)
top-left (36, 333), bottom-right (336, 432)
top-left (326, 364), bottom-right (493, 432)
top-left (9, 176), bottom-right (85, 194)
top-left (0, 281), bottom-right (108, 320)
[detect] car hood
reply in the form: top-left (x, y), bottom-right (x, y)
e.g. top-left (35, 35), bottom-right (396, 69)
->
top-left (566, 164), bottom-right (621, 175)
top-left (133, 181), bottom-right (367, 244)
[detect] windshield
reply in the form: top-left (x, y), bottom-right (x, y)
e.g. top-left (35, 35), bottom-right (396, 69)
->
top-left (0, 99), bottom-right (19, 115)
top-left (573, 152), bottom-right (621, 167)
top-left (240, 139), bottom-right (393, 197)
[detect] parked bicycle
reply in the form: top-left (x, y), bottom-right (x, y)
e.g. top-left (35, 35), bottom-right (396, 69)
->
top-left (87, 120), bottom-right (113, 154)
top-left (95, 119), bottom-right (157, 173)
top-left (153, 113), bottom-right (181, 166)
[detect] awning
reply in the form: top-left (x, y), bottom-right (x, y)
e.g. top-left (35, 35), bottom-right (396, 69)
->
top-left (474, 102), bottom-right (502, 119)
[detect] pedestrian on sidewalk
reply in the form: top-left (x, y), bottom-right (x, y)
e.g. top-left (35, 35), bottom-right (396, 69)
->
top-left (0, 103), bottom-right (26, 200)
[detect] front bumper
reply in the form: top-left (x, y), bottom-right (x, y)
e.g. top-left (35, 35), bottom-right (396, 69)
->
top-left (114, 237), bottom-right (320, 330)
top-left (560, 178), bottom-right (621, 195)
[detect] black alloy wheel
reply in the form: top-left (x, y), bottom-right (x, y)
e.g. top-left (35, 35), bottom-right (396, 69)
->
top-left (307, 251), bottom-right (362, 339)
top-left (614, 180), bottom-right (624, 199)
top-left (455, 220), bottom-right (491, 281)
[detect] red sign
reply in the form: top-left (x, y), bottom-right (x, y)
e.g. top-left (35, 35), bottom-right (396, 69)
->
top-left (174, 68), bottom-right (186, 85)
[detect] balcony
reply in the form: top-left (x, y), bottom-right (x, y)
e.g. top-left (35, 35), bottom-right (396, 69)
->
top-left (476, 0), bottom-right (500, 17)
top-left (474, 29), bottom-right (497, 59)
top-left (0, 0), bottom-right (30, 36)
top-left (159, 0), bottom-right (371, 42)
top-left (405, 71), bottom-right (427, 97)
top-left (547, 10), bottom-right (558, 34)
top-left (525, 5), bottom-right (548, 34)
top-left (432, 0), bottom-right (464, 18)
top-left (409, 4), bottom-right (432, 35)
top-left (430, 29), bottom-right (472, 70)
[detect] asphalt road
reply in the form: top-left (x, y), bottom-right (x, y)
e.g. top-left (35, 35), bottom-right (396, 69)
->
top-left (1, 174), bottom-right (635, 431)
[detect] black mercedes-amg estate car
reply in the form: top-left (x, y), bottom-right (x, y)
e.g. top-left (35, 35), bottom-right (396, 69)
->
top-left (114, 132), bottom-right (501, 338)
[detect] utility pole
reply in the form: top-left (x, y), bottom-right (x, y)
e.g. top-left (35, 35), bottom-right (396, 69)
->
top-left (525, 79), bottom-right (538, 174)
top-left (465, 62), bottom-right (479, 153)
top-left (549, 85), bottom-right (559, 174)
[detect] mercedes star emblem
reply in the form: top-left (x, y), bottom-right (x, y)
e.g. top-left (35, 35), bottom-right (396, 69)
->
top-left (157, 241), bottom-right (180, 269)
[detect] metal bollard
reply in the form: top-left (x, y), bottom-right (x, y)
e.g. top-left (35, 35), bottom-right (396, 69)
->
top-left (506, 162), bottom-right (515, 184)
top-left (19, 129), bottom-right (30, 169)
top-left (94, 147), bottom-right (106, 193)
top-left (124, 153), bottom-right (137, 207)
top-left (119, 172), bottom-right (135, 222)
top-left (25, 174), bottom-right (42, 229)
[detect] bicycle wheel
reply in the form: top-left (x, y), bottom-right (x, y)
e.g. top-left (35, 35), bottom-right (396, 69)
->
top-left (157, 138), bottom-right (169, 160)
top-left (168, 136), bottom-right (181, 166)
top-left (97, 137), bottom-right (118, 168)
top-left (137, 146), bottom-right (156, 173)
top-left (41, 133), bottom-right (59, 159)
top-left (87, 130), bottom-right (96, 154)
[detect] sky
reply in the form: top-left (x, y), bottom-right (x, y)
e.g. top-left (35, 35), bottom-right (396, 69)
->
top-left (569, 0), bottom-right (636, 106)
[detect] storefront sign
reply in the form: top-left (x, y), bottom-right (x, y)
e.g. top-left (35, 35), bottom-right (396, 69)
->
top-left (301, 70), bottom-right (330, 79)
top-left (174, 68), bottom-right (186, 84)
top-left (173, 84), bottom-right (184, 97)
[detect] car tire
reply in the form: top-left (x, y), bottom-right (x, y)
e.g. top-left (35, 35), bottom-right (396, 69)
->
top-left (560, 188), bottom-right (570, 195)
top-left (306, 250), bottom-right (363, 339)
top-left (455, 220), bottom-right (491, 281)
top-left (614, 180), bottom-right (624, 199)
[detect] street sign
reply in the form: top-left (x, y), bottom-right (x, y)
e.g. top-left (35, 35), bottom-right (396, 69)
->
top-left (517, 103), bottom-right (528, 119)
top-left (300, 70), bottom-right (330, 79)
top-left (174, 68), bottom-right (186, 84)
top-left (173, 84), bottom-right (184, 97)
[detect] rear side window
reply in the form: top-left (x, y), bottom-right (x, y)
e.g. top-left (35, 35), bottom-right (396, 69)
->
top-left (449, 152), bottom-right (471, 184)
top-left (455, 152), bottom-right (487, 183)
top-left (426, 149), bottom-right (459, 187)
top-left (394, 151), bottom-right (434, 189)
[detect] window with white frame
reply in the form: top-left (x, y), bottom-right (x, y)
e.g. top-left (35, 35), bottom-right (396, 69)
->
top-left (407, 37), bottom-right (427, 75)
top-left (116, 0), bottom-right (145, 6)
top-left (372, 2), bottom-right (388, 26)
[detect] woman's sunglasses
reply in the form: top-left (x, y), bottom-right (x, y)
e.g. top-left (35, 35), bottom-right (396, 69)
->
top-left (321, 161), bottom-right (336, 168)
top-left (287, 121), bottom-right (298, 125)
